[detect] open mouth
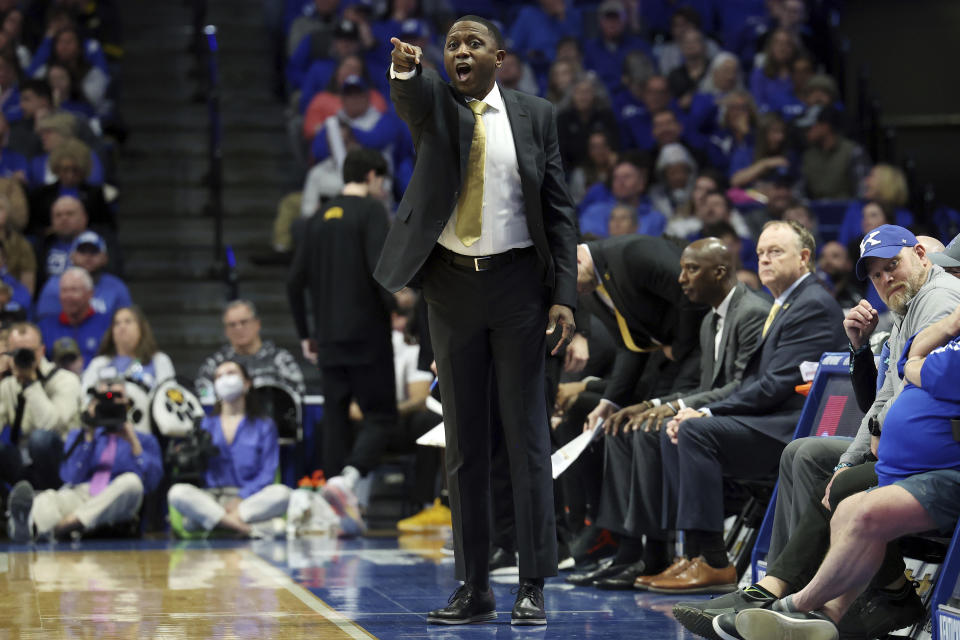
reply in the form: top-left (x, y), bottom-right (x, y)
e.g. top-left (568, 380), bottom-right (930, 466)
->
top-left (455, 63), bottom-right (472, 82)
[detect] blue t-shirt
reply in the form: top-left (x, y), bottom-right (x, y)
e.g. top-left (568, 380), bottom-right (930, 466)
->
top-left (36, 272), bottom-right (132, 320)
top-left (38, 309), bottom-right (112, 367)
top-left (44, 239), bottom-right (74, 280)
top-left (579, 200), bottom-right (666, 238)
top-left (202, 414), bottom-right (279, 498)
top-left (1, 272), bottom-right (31, 316)
top-left (876, 334), bottom-right (960, 485)
top-left (0, 148), bottom-right (28, 179)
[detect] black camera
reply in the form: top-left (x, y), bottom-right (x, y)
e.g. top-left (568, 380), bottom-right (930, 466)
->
top-left (11, 347), bottom-right (35, 370)
top-left (82, 389), bottom-right (129, 430)
top-left (164, 419), bottom-right (220, 485)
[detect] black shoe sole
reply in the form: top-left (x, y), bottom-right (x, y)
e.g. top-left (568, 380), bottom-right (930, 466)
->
top-left (427, 611), bottom-right (497, 625)
top-left (673, 605), bottom-right (722, 640)
top-left (511, 617), bottom-right (547, 626)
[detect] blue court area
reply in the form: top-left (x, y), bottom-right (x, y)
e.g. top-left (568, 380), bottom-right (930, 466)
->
top-left (0, 534), bottom-right (703, 639)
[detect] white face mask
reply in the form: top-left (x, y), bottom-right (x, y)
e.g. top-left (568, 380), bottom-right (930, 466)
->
top-left (214, 373), bottom-right (245, 402)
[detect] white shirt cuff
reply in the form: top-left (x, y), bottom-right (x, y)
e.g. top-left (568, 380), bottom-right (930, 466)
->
top-left (677, 398), bottom-right (687, 410)
top-left (650, 398), bottom-right (661, 407)
top-left (390, 63), bottom-right (416, 80)
top-left (699, 407), bottom-right (712, 417)
top-left (599, 398), bottom-right (621, 412)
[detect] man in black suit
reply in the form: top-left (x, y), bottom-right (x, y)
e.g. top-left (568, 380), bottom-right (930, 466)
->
top-left (570, 238), bottom-right (771, 589)
top-left (287, 148), bottom-right (396, 534)
top-left (640, 220), bottom-right (846, 594)
top-left (575, 235), bottom-right (708, 433)
top-left (373, 17), bottom-right (578, 626)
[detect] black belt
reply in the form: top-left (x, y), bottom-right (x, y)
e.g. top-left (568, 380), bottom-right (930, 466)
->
top-left (436, 245), bottom-right (534, 272)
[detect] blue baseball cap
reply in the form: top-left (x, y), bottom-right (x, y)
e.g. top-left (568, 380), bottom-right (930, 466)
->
top-left (855, 224), bottom-right (918, 280)
top-left (70, 230), bottom-right (106, 253)
top-left (930, 232), bottom-right (960, 268)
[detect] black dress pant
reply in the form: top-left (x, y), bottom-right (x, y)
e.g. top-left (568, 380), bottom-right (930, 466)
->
top-left (422, 248), bottom-right (557, 581)
top-left (661, 416), bottom-right (784, 532)
top-left (319, 345), bottom-right (398, 477)
top-left (597, 426), bottom-right (670, 540)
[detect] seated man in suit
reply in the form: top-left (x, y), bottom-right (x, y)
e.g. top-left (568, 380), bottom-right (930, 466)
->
top-left (569, 237), bottom-right (771, 588)
top-left (641, 220), bottom-right (846, 594)
top-left (578, 234), bottom-right (710, 437)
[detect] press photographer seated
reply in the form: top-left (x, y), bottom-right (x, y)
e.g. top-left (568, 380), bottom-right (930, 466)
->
top-left (0, 322), bottom-right (82, 491)
top-left (167, 361), bottom-right (291, 537)
top-left (5, 376), bottom-right (163, 542)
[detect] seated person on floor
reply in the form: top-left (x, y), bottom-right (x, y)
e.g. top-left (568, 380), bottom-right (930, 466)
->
top-left (728, 304), bottom-right (960, 640)
top-left (5, 374), bottom-right (163, 542)
top-left (167, 360), bottom-right (292, 538)
top-left (0, 322), bottom-right (82, 492)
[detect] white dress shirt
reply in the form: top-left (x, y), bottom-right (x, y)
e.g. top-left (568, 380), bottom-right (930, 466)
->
top-left (390, 65), bottom-right (531, 256)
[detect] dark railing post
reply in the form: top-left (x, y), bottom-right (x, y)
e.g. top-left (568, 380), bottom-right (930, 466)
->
top-left (204, 24), bottom-right (224, 266)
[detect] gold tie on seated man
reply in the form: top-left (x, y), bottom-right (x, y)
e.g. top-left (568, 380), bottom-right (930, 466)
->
top-left (762, 303), bottom-right (782, 338)
top-left (455, 101), bottom-right (488, 246)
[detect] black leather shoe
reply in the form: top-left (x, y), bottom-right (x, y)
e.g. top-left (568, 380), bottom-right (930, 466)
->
top-left (565, 558), bottom-right (621, 586)
top-left (594, 561), bottom-right (647, 590)
top-left (489, 546), bottom-right (518, 575)
top-left (511, 580), bottom-right (546, 625)
top-left (427, 583), bottom-right (496, 625)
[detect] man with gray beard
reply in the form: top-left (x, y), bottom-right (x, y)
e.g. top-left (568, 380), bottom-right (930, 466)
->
top-left (674, 225), bottom-right (960, 639)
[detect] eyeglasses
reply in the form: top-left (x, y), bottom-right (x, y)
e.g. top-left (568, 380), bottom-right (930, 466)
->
top-left (224, 317), bottom-right (255, 330)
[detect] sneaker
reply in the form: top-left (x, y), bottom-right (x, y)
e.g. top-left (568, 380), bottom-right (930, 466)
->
top-left (569, 523), bottom-right (618, 563)
top-left (735, 602), bottom-right (838, 640)
top-left (712, 611), bottom-right (745, 640)
top-left (673, 585), bottom-right (777, 639)
top-left (397, 499), bottom-right (451, 532)
top-left (322, 475), bottom-right (366, 537)
top-left (6, 480), bottom-right (34, 543)
top-left (837, 582), bottom-right (924, 638)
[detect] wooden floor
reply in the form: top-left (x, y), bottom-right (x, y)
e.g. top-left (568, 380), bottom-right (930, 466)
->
top-left (0, 545), bottom-right (375, 639)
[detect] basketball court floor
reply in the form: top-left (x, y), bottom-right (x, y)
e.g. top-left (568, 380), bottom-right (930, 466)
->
top-left (0, 533), bottom-right (702, 639)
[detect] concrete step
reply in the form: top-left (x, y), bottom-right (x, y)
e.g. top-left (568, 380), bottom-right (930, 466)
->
top-left (119, 185), bottom-right (283, 217)
top-left (123, 245), bottom-right (292, 280)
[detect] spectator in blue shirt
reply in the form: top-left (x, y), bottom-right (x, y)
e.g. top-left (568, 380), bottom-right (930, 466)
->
top-left (619, 74), bottom-right (671, 152)
top-left (837, 164), bottom-right (913, 248)
top-left (0, 112), bottom-right (28, 181)
top-left (28, 27), bottom-right (111, 117)
top-left (81, 306), bottom-right (176, 400)
top-left (37, 267), bottom-right (111, 367)
top-left (507, 0), bottom-right (582, 78)
top-left (648, 142), bottom-right (698, 220)
top-left (36, 230), bottom-right (131, 320)
top-left (30, 113), bottom-right (105, 188)
top-left (700, 52), bottom-right (744, 101)
top-left (652, 6), bottom-right (721, 75)
top-left (771, 54), bottom-right (814, 121)
top-left (38, 195), bottom-right (88, 285)
top-left (580, 153), bottom-right (665, 238)
top-left (749, 28), bottom-right (801, 111)
top-left (294, 19), bottom-right (366, 106)
top-left (729, 111), bottom-right (798, 189)
top-left (582, 0), bottom-right (653, 96)
top-left (5, 377), bottom-right (163, 543)
top-left (168, 360), bottom-right (292, 537)
top-left (567, 128), bottom-right (619, 205)
top-left (707, 89), bottom-right (757, 176)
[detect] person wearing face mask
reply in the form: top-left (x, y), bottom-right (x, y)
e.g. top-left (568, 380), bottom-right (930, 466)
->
top-left (166, 361), bottom-right (292, 538)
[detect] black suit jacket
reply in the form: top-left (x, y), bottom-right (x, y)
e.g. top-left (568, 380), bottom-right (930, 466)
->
top-left (705, 273), bottom-right (847, 442)
top-left (287, 194), bottom-right (396, 366)
top-left (373, 69), bottom-right (578, 310)
top-left (660, 282), bottom-right (771, 409)
top-left (579, 235), bottom-right (708, 406)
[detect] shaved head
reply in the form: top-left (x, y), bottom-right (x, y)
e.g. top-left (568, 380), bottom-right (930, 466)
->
top-left (916, 235), bottom-right (945, 255)
top-left (688, 237), bottom-right (737, 283)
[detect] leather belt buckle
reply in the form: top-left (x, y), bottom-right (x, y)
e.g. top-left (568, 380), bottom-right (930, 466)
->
top-left (474, 256), bottom-right (492, 271)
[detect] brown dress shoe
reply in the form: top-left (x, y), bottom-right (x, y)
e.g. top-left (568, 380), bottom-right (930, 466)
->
top-left (634, 557), bottom-right (689, 591)
top-left (645, 556), bottom-right (737, 594)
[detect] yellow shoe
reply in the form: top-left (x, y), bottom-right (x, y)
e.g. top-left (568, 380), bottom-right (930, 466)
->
top-left (397, 499), bottom-right (452, 532)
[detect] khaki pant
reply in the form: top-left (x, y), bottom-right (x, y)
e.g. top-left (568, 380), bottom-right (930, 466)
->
top-left (273, 192), bottom-right (303, 251)
top-left (167, 483), bottom-right (292, 531)
top-left (31, 472), bottom-right (144, 538)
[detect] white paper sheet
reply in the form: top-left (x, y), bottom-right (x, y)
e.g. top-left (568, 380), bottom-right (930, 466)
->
top-left (551, 420), bottom-right (604, 479)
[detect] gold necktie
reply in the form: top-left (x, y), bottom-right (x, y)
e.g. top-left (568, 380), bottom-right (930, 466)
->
top-left (597, 283), bottom-right (660, 353)
top-left (762, 303), bottom-right (782, 338)
top-left (455, 100), bottom-right (488, 246)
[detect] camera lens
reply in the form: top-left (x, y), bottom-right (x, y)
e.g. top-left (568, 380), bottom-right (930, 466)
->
top-left (12, 348), bottom-right (35, 370)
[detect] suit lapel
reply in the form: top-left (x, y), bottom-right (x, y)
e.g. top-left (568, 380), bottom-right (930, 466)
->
top-left (712, 285), bottom-right (744, 383)
top-left (501, 87), bottom-right (536, 197)
top-left (759, 275), bottom-right (810, 346)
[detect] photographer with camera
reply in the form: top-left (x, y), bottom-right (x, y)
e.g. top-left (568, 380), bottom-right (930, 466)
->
top-left (5, 375), bottom-right (163, 542)
top-left (0, 322), bottom-right (81, 492)
top-left (167, 361), bottom-right (291, 537)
